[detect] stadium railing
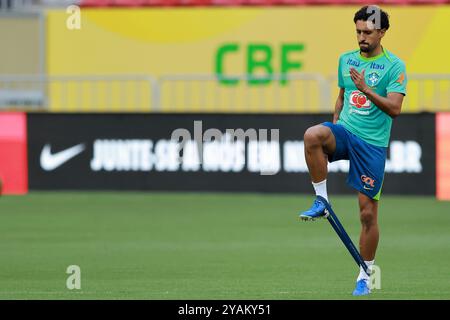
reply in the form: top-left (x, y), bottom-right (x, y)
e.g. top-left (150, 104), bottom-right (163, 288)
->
top-left (1, 73), bottom-right (449, 113)
top-left (0, 0), bottom-right (76, 11)
top-left (157, 73), bottom-right (330, 113)
top-left (0, 74), bottom-right (158, 112)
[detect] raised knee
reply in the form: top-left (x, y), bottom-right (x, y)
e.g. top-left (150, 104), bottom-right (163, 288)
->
top-left (304, 126), bottom-right (323, 148)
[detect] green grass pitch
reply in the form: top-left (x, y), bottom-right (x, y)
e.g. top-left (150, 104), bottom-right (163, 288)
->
top-left (0, 192), bottom-right (449, 299)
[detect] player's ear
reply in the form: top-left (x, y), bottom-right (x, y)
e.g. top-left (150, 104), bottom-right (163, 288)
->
top-left (379, 29), bottom-right (386, 38)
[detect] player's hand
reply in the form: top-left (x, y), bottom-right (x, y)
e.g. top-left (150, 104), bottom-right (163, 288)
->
top-left (350, 68), bottom-right (369, 94)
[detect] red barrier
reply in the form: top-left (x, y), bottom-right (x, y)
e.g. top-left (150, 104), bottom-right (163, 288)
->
top-left (0, 112), bottom-right (28, 195)
top-left (436, 113), bottom-right (450, 201)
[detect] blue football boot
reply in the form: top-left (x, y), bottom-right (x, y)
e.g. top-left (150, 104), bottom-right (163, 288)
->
top-left (299, 196), bottom-right (329, 221)
top-left (352, 279), bottom-right (371, 296)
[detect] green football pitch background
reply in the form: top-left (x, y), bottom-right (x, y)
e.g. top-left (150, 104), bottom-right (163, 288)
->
top-left (0, 192), bottom-right (449, 299)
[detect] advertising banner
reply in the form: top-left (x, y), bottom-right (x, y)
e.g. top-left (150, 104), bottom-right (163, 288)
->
top-left (47, 6), bottom-right (450, 112)
top-left (27, 113), bottom-right (435, 195)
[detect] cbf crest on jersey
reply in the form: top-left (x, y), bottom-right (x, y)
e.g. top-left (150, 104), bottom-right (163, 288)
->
top-left (367, 72), bottom-right (381, 87)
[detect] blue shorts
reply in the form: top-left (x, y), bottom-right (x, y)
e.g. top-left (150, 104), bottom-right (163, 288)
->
top-left (322, 122), bottom-right (387, 200)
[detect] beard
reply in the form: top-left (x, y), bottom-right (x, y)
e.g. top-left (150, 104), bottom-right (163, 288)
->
top-left (359, 43), bottom-right (373, 53)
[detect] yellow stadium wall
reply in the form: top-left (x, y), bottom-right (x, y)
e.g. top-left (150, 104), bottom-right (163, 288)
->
top-left (46, 6), bottom-right (450, 112)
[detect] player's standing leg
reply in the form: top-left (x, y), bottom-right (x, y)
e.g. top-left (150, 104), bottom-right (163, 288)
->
top-left (353, 192), bottom-right (379, 296)
top-left (299, 124), bottom-right (336, 220)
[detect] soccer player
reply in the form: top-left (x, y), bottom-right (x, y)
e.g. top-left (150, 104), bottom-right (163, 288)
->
top-left (299, 6), bottom-right (407, 296)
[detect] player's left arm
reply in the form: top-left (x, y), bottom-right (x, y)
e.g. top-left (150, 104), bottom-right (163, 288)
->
top-left (350, 66), bottom-right (406, 118)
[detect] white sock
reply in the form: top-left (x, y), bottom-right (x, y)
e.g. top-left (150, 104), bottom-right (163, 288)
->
top-left (357, 260), bottom-right (374, 282)
top-left (312, 180), bottom-right (328, 201)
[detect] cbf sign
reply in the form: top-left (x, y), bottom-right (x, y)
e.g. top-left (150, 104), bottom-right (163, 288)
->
top-left (215, 43), bottom-right (305, 85)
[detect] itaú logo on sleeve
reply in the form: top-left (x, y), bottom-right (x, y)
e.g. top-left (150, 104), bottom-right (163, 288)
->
top-left (349, 91), bottom-right (371, 109)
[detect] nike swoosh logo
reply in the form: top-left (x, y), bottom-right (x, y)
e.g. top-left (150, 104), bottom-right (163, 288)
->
top-left (363, 185), bottom-right (374, 191)
top-left (40, 143), bottom-right (85, 171)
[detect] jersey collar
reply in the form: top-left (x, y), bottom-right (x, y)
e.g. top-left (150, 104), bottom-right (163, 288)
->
top-left (358, 47), bottom-right (390, 62)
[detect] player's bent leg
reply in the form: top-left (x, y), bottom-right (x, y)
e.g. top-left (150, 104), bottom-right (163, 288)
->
top-left (299, 124), bottom-right (336, 221)
top-left (353, 192), bottom-right (379, 296)
top-left (303, 124), bottom-right (336, 183)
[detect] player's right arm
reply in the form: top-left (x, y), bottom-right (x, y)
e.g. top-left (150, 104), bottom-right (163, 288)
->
top-left (333, 55), bottom-right (345, 124)
top-left (333, 88), bottom-right (345, 124)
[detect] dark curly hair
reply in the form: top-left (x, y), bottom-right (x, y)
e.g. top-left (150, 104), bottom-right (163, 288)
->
top-left (354, 6), bottom-right (390, 30)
